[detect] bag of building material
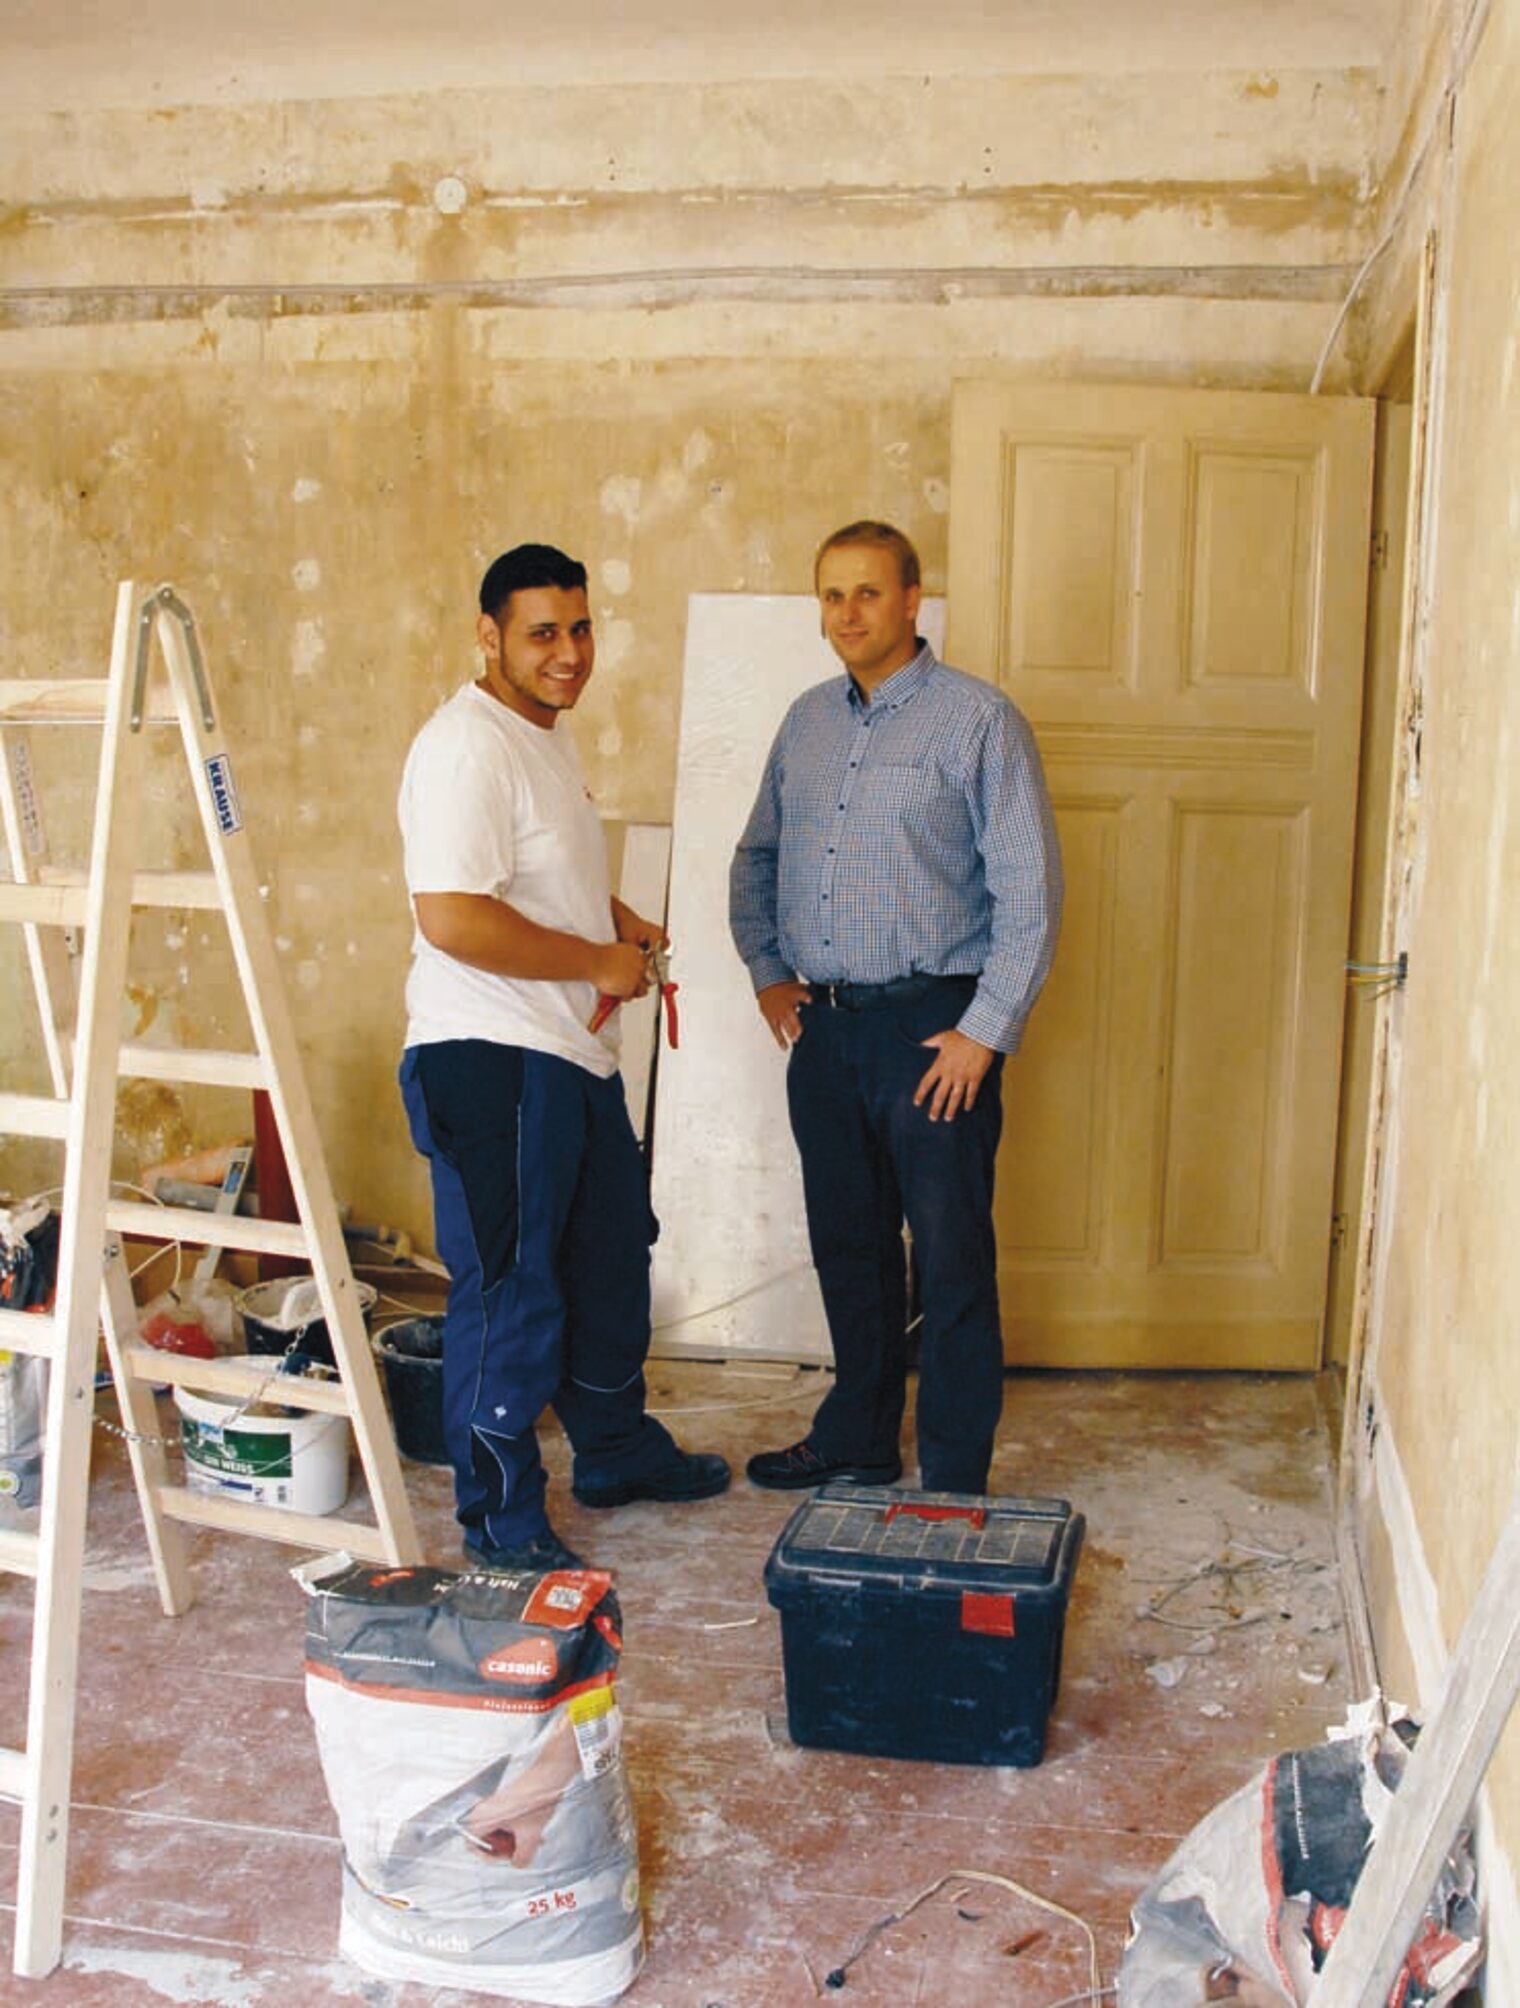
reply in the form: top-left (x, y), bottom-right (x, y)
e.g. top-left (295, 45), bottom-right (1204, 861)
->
top-left (0, 1203), bottom-right (60, 1508)
top-left (1118, 1701), bottom-right (1481, 2005)
top-left (300, 1555), bottom-right (643, 2005)
top-left (0, 1349), bottom-right (47, 1508)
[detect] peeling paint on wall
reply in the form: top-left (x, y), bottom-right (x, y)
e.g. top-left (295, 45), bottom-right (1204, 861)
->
top-left (1, 56), bottom-right (1380, 1274)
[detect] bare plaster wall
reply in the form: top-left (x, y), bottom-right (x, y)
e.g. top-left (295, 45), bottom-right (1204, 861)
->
top-left (1, 68), bottom-right (1376, 1252)
top-left (1353, 0), bottom-right (1520, 1976)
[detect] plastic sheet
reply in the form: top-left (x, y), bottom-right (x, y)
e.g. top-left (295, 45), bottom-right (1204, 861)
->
top-left (1119, 1703), bottom-right (1482, 2005)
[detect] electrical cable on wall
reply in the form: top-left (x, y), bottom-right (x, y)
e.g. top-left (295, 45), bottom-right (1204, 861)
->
top-left (1309, 0), bottom-right (1496, 392)
top-left (1346, 952), bottom-right (1408, 1000)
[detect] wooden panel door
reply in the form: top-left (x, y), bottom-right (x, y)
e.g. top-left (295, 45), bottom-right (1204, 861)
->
top-left (947, 381), bottom-right (1375, 1369)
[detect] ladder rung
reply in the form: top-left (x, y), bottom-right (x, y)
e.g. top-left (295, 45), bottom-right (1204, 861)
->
top-left (36, 865), bottom-right (224, 912)
top-left (118, 1043), bottom-right (266, 1090)
top-left (120, 1345), bottom-right (353, 1414)
top-left (0, 1091), bottom-right (70, 1139)
top-left (0, 1308), bottom-right (56, 1358)
top-left (156, 1486), bottom-right (388, 1561)
top-left (0, 1745), bottom-right (27, 1802)
top-left (0, 869), bottom-right (223, 927)
top-left (0, 678), bottom-right (177, 726)
top-left (105, 1201), bottom-right (308, 1257)
top-left (129, 869), bottom-right (223, 911)
top-left (0, 881), bottom-right (86, 927)
top-left (0, 1526), bottom-right (41, 1579)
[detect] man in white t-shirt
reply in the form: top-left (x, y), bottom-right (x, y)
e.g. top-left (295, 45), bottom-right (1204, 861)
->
top-left (398, 543), bottom-right (729, 1573)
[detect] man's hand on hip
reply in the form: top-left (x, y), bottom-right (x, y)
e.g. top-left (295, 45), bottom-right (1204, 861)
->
top-left (914, 1028), bottom-right (995, 1122)
top-left (757, 980), bottom-right (813, 1049)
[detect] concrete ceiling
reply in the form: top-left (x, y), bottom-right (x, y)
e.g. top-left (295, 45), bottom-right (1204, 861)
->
top-left (3, 0), bottom-right (1401, 112)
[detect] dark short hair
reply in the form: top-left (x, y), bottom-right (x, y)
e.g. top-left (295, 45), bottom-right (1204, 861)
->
top-left (814, 520), bottom-right (921, 591)
top-left (478, 543), bottom-right (588, 621)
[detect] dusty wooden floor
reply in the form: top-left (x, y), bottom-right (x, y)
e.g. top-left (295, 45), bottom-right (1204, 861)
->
top-left (0, 1358), bottom-right (1352, 2006)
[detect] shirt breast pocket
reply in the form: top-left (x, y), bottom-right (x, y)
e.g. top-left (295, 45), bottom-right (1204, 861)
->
top-left (858, 760), bottom-right (960, 838)
top-left (858, 760), bottom-right (930, 805)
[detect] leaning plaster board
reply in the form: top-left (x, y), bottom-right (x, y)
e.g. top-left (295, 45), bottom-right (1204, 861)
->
top-left (650, 592), bottom-right (943, 1362)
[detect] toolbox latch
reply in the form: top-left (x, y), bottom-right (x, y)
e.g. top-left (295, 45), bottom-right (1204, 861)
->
top-left (882, 1501), bottom-right (987, 1530)
top-left (961, 1592), bottom-right (1016, 1637)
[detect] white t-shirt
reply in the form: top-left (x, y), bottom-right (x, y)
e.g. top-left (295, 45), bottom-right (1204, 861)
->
top-left (399, 682), bottom-right (619, 1078)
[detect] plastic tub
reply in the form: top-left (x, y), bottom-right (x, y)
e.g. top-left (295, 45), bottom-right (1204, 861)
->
top-left (373, 1317), bottom-right (449, 1466)
top-left (236, 1277), bottom-right (377, 1367)
top-left (176, 1381), bottom-right (351, 1515)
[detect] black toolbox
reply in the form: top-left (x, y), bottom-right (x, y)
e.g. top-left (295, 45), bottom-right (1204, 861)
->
top-left (763, 1485), bottom-right (1084, 1767)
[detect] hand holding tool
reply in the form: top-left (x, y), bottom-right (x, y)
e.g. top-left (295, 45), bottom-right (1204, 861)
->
top-left (589, 944), bottom-right (679, 1047)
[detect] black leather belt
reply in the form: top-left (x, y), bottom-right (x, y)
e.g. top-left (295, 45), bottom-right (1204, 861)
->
top-left (806, 973), bottom-right (976, 1011)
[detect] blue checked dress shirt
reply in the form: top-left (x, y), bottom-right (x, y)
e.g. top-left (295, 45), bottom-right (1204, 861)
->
top-left (729, 642), bottom-right (1062, 1053)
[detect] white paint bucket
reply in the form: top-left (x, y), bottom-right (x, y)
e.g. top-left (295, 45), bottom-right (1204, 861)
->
top-left (176, 1382), bottom-right (350, 1515)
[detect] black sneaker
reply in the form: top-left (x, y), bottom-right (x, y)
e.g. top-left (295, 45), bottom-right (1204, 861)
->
top-left (573, 1448), bottom-right (731, 1510)
top-left (745, 1440), bottom-right (902, 1491)
top-left (462, 1528), bottom-right (587, 1574)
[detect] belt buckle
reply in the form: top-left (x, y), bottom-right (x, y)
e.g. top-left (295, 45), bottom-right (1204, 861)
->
top-left (823, 981), bottom-right (841, 1008)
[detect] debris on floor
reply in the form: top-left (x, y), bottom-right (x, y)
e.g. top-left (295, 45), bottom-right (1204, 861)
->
top-left (1118, 1700), bottom-right (1482, 2005)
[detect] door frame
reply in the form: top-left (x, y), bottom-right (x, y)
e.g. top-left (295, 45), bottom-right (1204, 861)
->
top-left (1323, 343), bottom-right (1415, 1372)
top-left (1327, 236), bottom-right (1437, 1448)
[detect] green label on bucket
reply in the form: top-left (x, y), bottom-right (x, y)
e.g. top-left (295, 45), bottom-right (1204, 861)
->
top-left (182, 1420), bottom-right (294, 1479)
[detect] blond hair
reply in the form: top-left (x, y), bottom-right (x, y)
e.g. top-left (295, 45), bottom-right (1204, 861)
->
top-left (813, 520), bottom-right (921, 590)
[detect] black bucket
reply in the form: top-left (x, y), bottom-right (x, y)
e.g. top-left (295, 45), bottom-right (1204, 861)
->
top-left (236, 1278), bottom-right (376, 1367)
top-left (374, 1317), bottom-right (449, 1466)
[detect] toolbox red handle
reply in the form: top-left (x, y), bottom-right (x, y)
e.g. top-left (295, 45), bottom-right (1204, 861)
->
top-left (883, 1502), bottom-right (987, 1530)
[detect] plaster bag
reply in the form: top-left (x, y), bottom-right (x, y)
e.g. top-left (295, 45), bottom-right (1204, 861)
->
top-left (0, 1203), bottom-right (59, 1507)
top-left (300, 1556), bottom-right (643, 2005)
top-left (0, 1350), bottom-right (46, 1508)
top-left (1118, 1703), bottom-right (1481, 2006)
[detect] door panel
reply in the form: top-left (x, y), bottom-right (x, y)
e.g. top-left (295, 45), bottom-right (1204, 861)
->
top-left (949, 381), bottom-right (1375, 1369)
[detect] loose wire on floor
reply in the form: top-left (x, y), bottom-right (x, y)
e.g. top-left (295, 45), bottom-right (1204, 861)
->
top-left (1136, 1534), bottom-right (1331, 1634)
top-left (648, 1370), bottom-right (813, 1420)
top-left (650, 1261), bottom-right (815, 1336)
top-left (821, 1867), bottom-right (1103, 2001)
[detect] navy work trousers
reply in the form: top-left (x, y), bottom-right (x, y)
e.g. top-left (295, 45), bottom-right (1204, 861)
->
top-left (399, 1040), bottom-right (672, 1548)
top-left (786, 982), bottom-right (1005, 1494)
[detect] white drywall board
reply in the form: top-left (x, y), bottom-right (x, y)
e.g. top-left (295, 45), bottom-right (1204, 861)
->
top-left (650, 592), bottom-right (944, 1362)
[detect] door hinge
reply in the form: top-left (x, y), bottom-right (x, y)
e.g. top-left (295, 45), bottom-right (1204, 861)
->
top-left (1330, 1211), bottom-right (1349, 1250)
top-left (1371, 529), bottom-right (1390, 571)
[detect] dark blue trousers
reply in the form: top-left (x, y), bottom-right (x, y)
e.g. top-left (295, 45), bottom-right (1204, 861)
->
top-left (399, 1040), bottom-right (674, 1547)
top-left (786, 983), bottom-right (1005, 1494)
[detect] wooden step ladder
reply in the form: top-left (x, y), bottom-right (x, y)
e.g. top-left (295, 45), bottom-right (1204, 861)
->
top-left (0, 581), bottom-right (422, 1977)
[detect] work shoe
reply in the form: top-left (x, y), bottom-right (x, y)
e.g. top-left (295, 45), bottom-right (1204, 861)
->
top-left (572, 1447), bottom-right (731, 1510)
top-left (462, 1527), bottom-right (586, 1574)
top-left (746, 1439), bottom-right (902, 1491)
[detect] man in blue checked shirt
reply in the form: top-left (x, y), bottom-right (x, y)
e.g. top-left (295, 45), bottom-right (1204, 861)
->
top-left (729, 520), bottom-right (1062, 1497)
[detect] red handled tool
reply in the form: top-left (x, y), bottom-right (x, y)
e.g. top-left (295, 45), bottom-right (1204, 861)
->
top-left (653, 945), bottom-right (679, 1048)
top-left (589, 945), bottom-right (679, 1048)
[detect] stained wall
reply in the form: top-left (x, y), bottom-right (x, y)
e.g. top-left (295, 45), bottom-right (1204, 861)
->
top-left (0, 63), bottom-right (1377, 1231)
top-left (1350, 0), bottom-right (1520, 1988)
